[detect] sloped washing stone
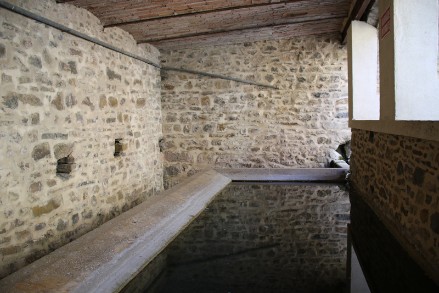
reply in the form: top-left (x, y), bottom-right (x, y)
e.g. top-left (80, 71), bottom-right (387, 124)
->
top-left (215, 168), bottom-right (348, 182)
top-left (0, 170), bottom-right (231, 293)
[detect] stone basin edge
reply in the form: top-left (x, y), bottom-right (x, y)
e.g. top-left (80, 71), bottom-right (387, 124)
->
top-left (0, 168), bottom-right (347, 292)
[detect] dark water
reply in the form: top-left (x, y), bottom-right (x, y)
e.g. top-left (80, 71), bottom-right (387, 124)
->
top-left (122, 183), bottom-right (439, 293)
top-left (123, 183), bottom-right (350, 293)
top-left (349, 193), bottom-right (439, 293)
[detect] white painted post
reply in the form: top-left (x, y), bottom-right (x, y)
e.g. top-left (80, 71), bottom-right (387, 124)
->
top-left (348, 21), bottom-right (380, 121)
top-left (380, 0), bottom-right (439, 120)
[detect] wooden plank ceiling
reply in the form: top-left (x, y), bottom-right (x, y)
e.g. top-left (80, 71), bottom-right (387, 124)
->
top-left (56, 0), bottom-right (354, 49)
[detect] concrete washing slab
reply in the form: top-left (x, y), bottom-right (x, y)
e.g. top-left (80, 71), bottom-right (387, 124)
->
top-left (215, 168), bottom-right (348, 182)
top-left (0, 168), bottom-right (347, 292)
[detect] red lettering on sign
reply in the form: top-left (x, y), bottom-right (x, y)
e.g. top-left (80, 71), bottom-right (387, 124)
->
top-left (381, 7), bottom-right (391, 39)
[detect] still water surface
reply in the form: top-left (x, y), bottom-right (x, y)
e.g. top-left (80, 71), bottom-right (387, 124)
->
top-left (124, 183), bottom-right (350, 293)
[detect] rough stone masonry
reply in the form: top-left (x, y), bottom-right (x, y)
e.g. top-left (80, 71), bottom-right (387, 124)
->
top-left (0, 0), bottom-right (163, 278)
top-left (350, 129), bottom-right (439, 280)
top-left (160, 35), bottom-right (351, 188)
top-left (0, 0), bottom-right (352, 280)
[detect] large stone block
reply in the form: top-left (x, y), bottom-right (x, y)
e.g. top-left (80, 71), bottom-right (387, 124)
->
top-left (31, 143), bottom-right (51, 161)
top-left (32, 197), bottom-right (62, 217)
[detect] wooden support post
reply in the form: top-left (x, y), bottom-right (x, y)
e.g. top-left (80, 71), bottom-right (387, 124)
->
top-left (341, 0), bottom-right (375, 44)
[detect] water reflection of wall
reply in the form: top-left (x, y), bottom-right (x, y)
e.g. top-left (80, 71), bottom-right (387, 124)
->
top-left (350, 194), bottom-right (438, 292)
top-left (350, 129), bottom-right (439, 282)
top-left (151, 183), bottom-right (350, 293)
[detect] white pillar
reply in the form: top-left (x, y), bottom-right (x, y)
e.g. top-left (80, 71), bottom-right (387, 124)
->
top-left (380, 0), bottom-right (439, 120)
top-left (348, 21), bottom-right (380, 121)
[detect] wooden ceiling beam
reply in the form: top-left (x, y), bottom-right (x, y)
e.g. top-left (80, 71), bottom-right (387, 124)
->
top-left (54, 0), bottom-right (351, 47)
top-left (151, 17), bottom-right (343, 50)
top-left (137, 16), bottom-right (345, 44)
top-left (121, 1), bottom-right (349, 42)
top-left (341, 0), bottom-right (375, 43)
top-left (104, 0), bottom-right (306, 28)
top-left (55, 0), bottom-right (301, 26)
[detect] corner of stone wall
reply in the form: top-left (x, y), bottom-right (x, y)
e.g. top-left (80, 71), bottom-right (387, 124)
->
top-left (0, 0), bottom-right (163, 278)
top-left (160, 35), bottom-right (351, 187)
top-left (9, 0), bottom-right (161, 65)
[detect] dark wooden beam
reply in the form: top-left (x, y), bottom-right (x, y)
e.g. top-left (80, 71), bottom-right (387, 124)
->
top-left (137, 16), bottom-right (346, 44)
top-left (103, 0), bottom-right (305, 28)
top-left (360, 0), bottom-right (377, 22)
top-left (341, 0), bottom-right (375, 43)
top-left (151, 17), bottom-right (343, 50)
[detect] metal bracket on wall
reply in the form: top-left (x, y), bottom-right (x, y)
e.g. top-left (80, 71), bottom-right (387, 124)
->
top-left (0, 0), bottom-right (278, 90)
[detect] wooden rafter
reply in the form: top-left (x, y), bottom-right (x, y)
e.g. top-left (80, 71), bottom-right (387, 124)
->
top-left (104, 0), bottom-right (307, 27)
top-left (120, 1), bottom-right (349, 43)
top-left (54, 0), bottom-right (352, 48)
top-left (151, 17), bottom-right (344, 50)
top-left (55, 0), bottom-right (305, 26)
top-left (341, 0), bottom-right (376, 43)
top-left (138, 16), bottom-right (346, 44)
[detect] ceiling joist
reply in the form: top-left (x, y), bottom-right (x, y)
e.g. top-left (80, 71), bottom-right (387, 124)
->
top-left (55, 0), bottom-right (352, 49)
top-left (56, 0), bottom-right (306, 27)
top-left (151, 17), bottom-right (344, 50)
top-left (103, 0), bottom-right (308, 28)
top-left (341, 0), bottom-right (376, 43)
top-left (138, 16), bottom-right (346, 44)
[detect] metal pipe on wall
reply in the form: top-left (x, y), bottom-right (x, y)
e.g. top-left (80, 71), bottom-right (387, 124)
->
top-left (0, 0), bottom-right (278, 89)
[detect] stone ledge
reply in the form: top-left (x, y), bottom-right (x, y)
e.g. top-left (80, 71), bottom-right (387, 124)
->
top-left (215, 168), bottom-right (348, 182)
top-left (0, 170), bottom-right (231, 293)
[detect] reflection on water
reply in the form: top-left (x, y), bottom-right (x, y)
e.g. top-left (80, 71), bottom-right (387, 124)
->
top-left (124, 183), bottom-right (350, 293)
top-left (349, 193), bottom-right (439, 292)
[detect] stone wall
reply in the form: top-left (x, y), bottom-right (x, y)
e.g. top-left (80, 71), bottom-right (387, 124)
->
top-left (0, 0), bottom-right (163, 278)
top-left (350, 129), bottom-right (439, 281)
top-left (156, 183), bottom-right (350, 292)
top-left (160, 35), bottom-right (350, 188)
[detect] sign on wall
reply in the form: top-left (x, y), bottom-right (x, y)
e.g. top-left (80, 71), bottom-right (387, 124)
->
top-left (380, 7), bottom-right (391, 39)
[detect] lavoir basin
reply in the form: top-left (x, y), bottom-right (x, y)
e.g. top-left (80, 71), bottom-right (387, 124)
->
top-left (124, 182), bottom-right (350, 293)
top-left (0, 169), bottom-right (437, 292)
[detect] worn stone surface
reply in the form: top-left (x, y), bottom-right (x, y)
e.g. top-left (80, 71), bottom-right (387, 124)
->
top-left (0, 170), bottom-right (230, 292)
top-left (160, 35), bottom-right (350, 188)
top-left (53, 143), bottom-right (73, 160)
top-left (31, 143), bottom-right (51, 161)
top-left (0, 0), bottom-right (163, 278)
top-left (350, 129), bottom-right (439, 280)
